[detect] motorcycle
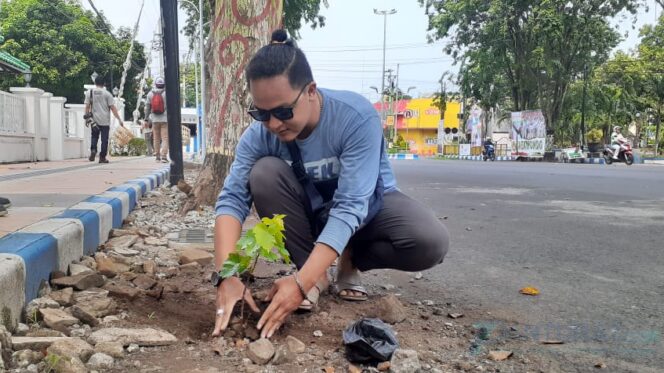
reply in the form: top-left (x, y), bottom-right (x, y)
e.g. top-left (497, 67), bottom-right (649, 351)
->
top-left (603, 140), bottom-right (634, 165)
top-left (483, 143), bottom-right (496, 161)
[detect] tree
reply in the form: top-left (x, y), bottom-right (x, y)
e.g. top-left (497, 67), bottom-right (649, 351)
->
top-left (0, 0), bottom-right (146, 117)
top-left (187, 0), bottom-right (328, 209)
top-left (419, 0), bottom-right (640, 134)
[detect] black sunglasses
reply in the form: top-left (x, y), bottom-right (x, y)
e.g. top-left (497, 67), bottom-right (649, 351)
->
top-left (247, 83), bottom-right (311, 122)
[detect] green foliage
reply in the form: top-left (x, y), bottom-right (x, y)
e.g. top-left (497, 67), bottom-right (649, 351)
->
top-left (44, 353), bottom-right (62, 373)
top-left (181, 0), bottom-right (328, 50)
top-left (219, 214), bottom-right (289, 279)
top-left (420, 0), bottom-right (640, 132)
top-left (127, 138), bottom-right (147, 156)
top-left (0, 0), bottom-right (146, 116)
top-left (586, 128), bottom-right (604, 143)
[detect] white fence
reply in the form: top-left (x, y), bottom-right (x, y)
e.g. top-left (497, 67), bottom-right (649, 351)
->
top-left (0, 90), bottom-right (26, 134)
top-left (0, 87), bottom-right (89, 163)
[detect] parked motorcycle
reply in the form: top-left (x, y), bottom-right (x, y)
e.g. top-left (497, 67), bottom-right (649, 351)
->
top-left (603, 140), bottom-right (634, 165)
top-left (483, 143), bottom-right (496, 161)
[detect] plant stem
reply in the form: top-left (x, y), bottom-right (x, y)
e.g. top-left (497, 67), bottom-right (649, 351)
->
top-left (239, 256), bottom-right (260, 325)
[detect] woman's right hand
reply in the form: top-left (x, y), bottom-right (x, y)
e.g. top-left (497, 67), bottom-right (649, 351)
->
top-left (211, 276), bottom-right (260, 337)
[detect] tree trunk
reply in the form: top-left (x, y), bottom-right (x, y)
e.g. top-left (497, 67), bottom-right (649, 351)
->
top-left (188, 0), bottom-right (283, 210)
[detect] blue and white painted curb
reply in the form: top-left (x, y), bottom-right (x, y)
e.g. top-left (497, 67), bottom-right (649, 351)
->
top-left (388, 153), bottom-right (420, 160)
top-left (0, 167), bottom-right (170, 330)
top-left (441, 155), bottom-right (516, 161)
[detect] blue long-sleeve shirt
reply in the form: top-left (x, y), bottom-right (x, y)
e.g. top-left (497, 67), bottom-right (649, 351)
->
top-left (215, 88), bottom-right (397, 254)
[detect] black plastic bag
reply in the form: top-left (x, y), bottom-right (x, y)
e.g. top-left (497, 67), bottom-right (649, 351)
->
top-left (343, 318), bottom-right (400, 363)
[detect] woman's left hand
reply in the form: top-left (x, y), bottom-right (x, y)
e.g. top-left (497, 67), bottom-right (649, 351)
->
top-left (257, 275), bottom-right (304, 339)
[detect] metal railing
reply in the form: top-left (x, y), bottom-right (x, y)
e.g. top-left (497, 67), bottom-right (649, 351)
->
top-left (0, 90), bottom-right (27, 134)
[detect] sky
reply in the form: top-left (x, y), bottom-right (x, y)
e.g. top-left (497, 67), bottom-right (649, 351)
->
top-left (82, 0), bottom-right (662, 103)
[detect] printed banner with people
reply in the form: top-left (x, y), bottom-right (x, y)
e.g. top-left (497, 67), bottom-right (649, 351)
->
top-left (511, 110), bottom-right (546, 157)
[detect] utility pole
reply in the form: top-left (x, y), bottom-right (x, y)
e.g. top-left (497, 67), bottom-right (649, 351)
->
top-left (580, 63), bottom-right (588, 150)
top-left (198, 0), bottom-right (207, 157)
top-left (160, 0), bottom-right (183, 185)
top-left (374, 8), bottom-right (397, 129)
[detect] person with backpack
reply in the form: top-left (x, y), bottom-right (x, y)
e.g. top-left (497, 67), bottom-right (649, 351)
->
top-left (211, 30), bottom-right (449, 339)
top-left (84, 76), bottom-right (125, 163)
top-left (0, 197), bottom-right (10, 217)
top-left (145, 77), bottom-right (169, 163)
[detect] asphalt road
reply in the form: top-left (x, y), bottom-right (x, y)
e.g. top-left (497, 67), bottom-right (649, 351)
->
top-left (388, 159), bottom-right (664, 371)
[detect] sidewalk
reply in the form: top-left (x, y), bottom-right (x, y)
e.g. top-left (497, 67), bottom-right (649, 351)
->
top-left (0, 156), bottom-right (169, 329)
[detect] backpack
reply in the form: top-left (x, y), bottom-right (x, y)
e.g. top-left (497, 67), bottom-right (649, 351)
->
top-left (151, 91), bottom-right (165, 115)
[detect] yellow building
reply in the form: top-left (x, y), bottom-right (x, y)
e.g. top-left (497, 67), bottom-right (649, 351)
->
top-left (399, 98), bottom-right (461, 155)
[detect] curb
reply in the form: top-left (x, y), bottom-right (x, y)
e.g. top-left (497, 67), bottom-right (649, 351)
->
top-left (0, 167), bottom-right (170, 330)
top-left (388, 153), bottom-right (420, 160)
top-left (440, 155), bottom-right (516, 161)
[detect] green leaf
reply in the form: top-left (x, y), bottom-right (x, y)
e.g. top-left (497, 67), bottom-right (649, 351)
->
top-left (253, 223), bottom-right (276, 252)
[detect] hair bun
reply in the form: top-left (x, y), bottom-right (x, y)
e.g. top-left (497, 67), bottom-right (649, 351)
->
top-left (271, 29), bottom-right (288, 43)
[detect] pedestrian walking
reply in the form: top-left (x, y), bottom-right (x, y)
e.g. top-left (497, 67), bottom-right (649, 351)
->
top-left (145, 77), bottom-right (169, 163)
top-left (141, 119), bottom-right (154, 156)
top-left (211, 30), bottom-right (449, 339)
top-left (84, 76), bottom-right (125, 163)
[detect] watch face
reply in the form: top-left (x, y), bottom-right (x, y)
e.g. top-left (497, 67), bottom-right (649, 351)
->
top-left (211, 271), bottom-right (221, 285)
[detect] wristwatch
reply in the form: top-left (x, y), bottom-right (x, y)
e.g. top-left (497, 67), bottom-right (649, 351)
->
top-left (210, 271), bottom-right (224, 287)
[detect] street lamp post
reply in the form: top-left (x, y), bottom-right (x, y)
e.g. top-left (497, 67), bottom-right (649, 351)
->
top-left (374, 8), bottom-right (396, 130)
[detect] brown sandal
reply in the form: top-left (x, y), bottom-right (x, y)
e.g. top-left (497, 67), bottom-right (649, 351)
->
top-left (298, 280), bottom-right (328, 312)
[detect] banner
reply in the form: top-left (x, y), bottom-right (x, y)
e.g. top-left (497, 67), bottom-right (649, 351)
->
top-left (511, 110), bottom-right (546, 157)
top-left (467, 105), bottom-right (483, 147)
top-left (437, 119), bottom-right (445, 153)
top-left (459, 144), bottom-right (471, 156)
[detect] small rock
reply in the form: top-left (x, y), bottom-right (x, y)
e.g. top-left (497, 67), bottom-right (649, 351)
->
top-left (373, 294), bottom-right (408, 324)
top-left (12, 349), bottom-right (43, 368)
top-left (179, 261), bottom-right (201, 273)
top-left (381, 284), bottom-right (396, 290)
top-left (25, 297), bottom-right (60, 321)
top-left (112, 247), bottom-right (140, 257)
top-left (16, 323), bottom-right (30, 336)
top-left (595, 362), bottom-right (607, 369)
top-left (104, 284), bottom-right (140, 300)
top-left (271, 344), bottom-right (295, 365)
top-left (465, 227), bottom-right (472, 231)
top-left (110, 229), bottom-right (137, 238)
top-left (323, 367), bottom-right (335, 373)
top-left (39, 308), bottom-right (79, 333)
top-left (432, 308), bottom-right (444, 316)
top-left (488, 350), bottom-right (512, 361)
top-left (11, 336), bottom-right (70, 350)
top-left (414, 272), bottom-right (423, 280)
top-left (448, 313), bottom-right (464, 319)
top-left (105, 235), bottom-right (139, 250)
top-left (143, 260), bottom-right (157, 276)
top-left (313, 330), bottom-right (323, 337)
top-left (349, 364), bottom-right (363, 373)
top-left (24, 329), bottom-right (66, 338)
top-left (377, 361), bottom-right (391, 371)
top-left (70, 305), bottom-right (100, 327)
top-left (75, 297), bottom-right (117, 318)
top-left (79, 256), bottom-right (97, 270)
top-left (144, 237), bottom-right (168, 246)
top-left (455, 361), bottom-right (473, 371)
top-left (47, 337), bottom-right (94, 363)
top-left (49, 287), bottom-right (74, 307)
top-left (88, 328), bottom-right (177, 347)
top-left (69, 264), bottom-right (94, 276)
top-left (49, 355), bottom-right (87, 373)
top-left (132, 274), bottom-right (157, 290)
top-left (102, 316), bottom-right (120, 324)
top-left (423, 300), bottom-right (435, 306)
top-left (127, 344), bottom-right (140, 353)
top-left (246, 338), bottom-right (274, 365)
top-left (178, 248), bottom-right (214, 266)
top-left (145, 284), bottom-right (164, 299)
top-left (86, 352), bottom-right (114, 369)
top-left (285, 335), bottom-right (306, 354)
top-left (69, 327), bottom-right (89, 339)
top-left (389, 349), bottom-right (420, 373)
top-left (51, 273), bottom-right (105, 291)
top-left (72, 288), bottom-right (109, 303)
top-left (94, 341), bottom-right (124, 358)
top-left (95, 255), bottom-right (130, 278)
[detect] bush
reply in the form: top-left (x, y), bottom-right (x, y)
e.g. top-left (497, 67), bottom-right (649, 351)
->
top-left (127, 138), bottom-right (147, 156)
top-left (586, 128), bottom-right (604, 143)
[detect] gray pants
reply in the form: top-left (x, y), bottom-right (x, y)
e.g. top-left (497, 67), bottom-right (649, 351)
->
top-left (249, 157), bottom-right (449, 272)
